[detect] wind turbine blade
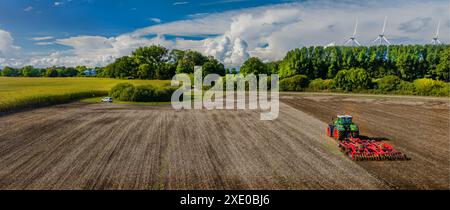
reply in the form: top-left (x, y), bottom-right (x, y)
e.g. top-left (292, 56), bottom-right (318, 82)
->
top-left (372, 37), bottom-right (381, 43)
top-left (382, 16), bottom-right (387, 34)
top-left (436, 21), bottom-right (441, 37)
top-left (345, 39), bottom-right (352, 45)
top-left (354, 39), bottom-right (361, 46)
top-left (353, 19), bottom-right (358, 37)
top-left (437, 39), bottom-right (442, 44)
top-left (383, 36), bottom-right (391, 45)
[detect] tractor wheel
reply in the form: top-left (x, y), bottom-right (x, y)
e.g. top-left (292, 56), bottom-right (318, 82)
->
top-left (327, 125), bottom-right (334, 137)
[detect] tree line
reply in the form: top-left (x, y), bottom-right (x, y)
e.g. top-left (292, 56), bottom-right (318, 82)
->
top-left (1, 44), bottom-right (448, 84)
top-left (99, 46), bottom-right (226, 79)
top-left (276, 45), bottom-right (449, 82)
top-left (0, 65), bottom-right (99, 77)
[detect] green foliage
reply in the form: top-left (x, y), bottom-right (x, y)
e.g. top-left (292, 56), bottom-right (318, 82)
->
top-left (110, 83), bottom-right (176, 102)
top-left (202, 58), bottom-right (226, 76)
top-left (132, 45), bottom-right (169, 65)
top-left (308, 79), bottom-right (334, 91)
top-left (333, 68), bottom-right (372, 91)
top-left (280, 75), bottom-right (309, 91)
top-left (266, 61), bottom-right (280, 74)
top-left (396, 81), bottom-right (416, 95)
top-left (240, 57), bottom-right (269, 76)
top-left (435, 47), bottom-right (450, 81)
top-left (100, 46), bottom-right (218, 79)
top-left (375, 75), bottom-right (402, 92)
top-left (176, 58), bottom-right (195, 74)
top-left (110, 83), bottom-right (136, 101)
top-left (279, 45), bottom-right (449, 81)
top-left (2, 66), bottom-right (21, 77)
top-left (102, 56), bottom-right (136, 78)
top-left (61, 67), bottom-right (78, 77)
top-left (413, 78), bottom-right (449, 96)
top-left (45, 67), bottom-right (59, 77)
top-left (21, 66), bottom-right (41, 77)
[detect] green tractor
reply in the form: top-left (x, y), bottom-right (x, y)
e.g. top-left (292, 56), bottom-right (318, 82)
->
top-left (327, 115), bottom-right (360, 140)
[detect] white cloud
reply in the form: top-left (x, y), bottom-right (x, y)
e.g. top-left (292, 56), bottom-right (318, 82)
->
top-left (0, 29), bottom-right (20, 59)
top-left (24, 6), bottom-right (33, 12)
top-left (54, 2), bottom-right (63, 7)
top-left (31, 36), bottom-right (54, 41)
top-left (1, 0), bottom-right (448, 68)
top-left (150, 18), bottom-right (162, 23)
top-left (173, 2), bottom-right (189, 5)
top-left (35, 42), bottom-right (55, 46)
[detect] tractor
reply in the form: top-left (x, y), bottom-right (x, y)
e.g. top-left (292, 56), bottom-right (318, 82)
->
top-left (326, 115), bottom-right (409, 161)
top-left (327, 115), bottom-right (359, 140)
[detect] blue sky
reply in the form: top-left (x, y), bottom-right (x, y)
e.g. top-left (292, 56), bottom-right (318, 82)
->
top-left (1, 0), bottom-right (286, 52)
top-left (0, 0), bottom-right (448, 68)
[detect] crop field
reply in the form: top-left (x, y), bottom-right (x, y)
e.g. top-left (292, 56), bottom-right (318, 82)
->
top-left (0, 92), bottom-right (448, 190)
top-left (0, 77), bottom-right (170, 112)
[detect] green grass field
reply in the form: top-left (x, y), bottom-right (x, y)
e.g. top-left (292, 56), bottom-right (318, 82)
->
top-left (0, 77), bottom-right (170, 112)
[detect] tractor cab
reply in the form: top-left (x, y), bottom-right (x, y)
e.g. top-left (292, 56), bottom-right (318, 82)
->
top-left (337, 115), bottom-right (353, 125)
top-left (328, 115), bottom-right (360, 140)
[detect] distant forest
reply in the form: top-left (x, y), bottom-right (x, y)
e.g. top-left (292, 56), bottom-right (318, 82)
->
top-left (1, 44), bottom-right (448, 82)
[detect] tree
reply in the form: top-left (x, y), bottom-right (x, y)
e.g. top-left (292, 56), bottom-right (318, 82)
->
top-left (240, 57), bottom-right (269, 76)
top-left (435, 47), bottom-right (450, 82)
top-left (101, 56), bottom-right (136, 78)
top-left (176, 58), bottom-right (195, 74)
top-left (333, 68), bottom-right (372, 91)
top-left (266, 61), bottom-right (280, 74)
top-left (132, 45), bottom-right (169, 65)
top-left (45, 67), bottom-right (59, 77)
top-left (76, 66), bottom-right (88, 76)
top-left (61, 67), bottom-right (78, 77)
top-left (155, 63), bottom-right (176, 80)
top-left (21, 66), bottom-right (41, 77)
top-left (184, 50), bottom-right (208, 66)
top-left (137, 63), bottom-right (153, 79)
top-left (1, 66), bottom-right (21, 77)
top-left (202, 57), bottom-right (225, 76)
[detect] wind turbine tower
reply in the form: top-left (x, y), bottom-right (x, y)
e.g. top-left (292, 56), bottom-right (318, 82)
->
top-left (345, 19), bottom-right (361, 46)
top-left (373, 16), bottom-right (391, 45)
top-left (432, 21), bottom-right (442, 45)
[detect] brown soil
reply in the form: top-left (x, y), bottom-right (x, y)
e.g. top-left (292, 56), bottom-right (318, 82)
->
top-left (0, 93), bottom-right (448, 189)
top-left (281, 93), bottom-right (450, 189)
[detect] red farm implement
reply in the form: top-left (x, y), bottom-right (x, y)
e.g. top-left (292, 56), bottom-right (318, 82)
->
top-left (338, 137), bottom-right (409, 161)
top-left (327, 115), bottom-right (409, 161)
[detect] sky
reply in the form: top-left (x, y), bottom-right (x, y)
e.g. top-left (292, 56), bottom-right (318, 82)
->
top-left (0, 0), bottom-right (448, 68)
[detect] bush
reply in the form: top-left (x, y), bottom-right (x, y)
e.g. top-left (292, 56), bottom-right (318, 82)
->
top-left (280, 75), bottom-right (309, 91)
top-left (133, 85), bottom-right (156, 102)
top-left (110, 83), bottom-right (177, 102)
top-left (397, 81), bottom-right (416, 95)
top-left (376, 75), bottom-right (402, 92)
top-left (110, 83), bottom-right (135, 101)
top-left (414, 78), bottom-right (449, 96)
top-left (333, 68), bottom-right (372, 91)
top-left (308, 79), bottom-right (334, 91)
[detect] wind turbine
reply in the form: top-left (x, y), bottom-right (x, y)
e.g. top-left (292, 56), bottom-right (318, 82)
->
top-left (345, 19), bottom-right (361, 46)
top-left (432, 21), bottom-right (442, 44)
top-left (373, 16), bottom-right (391, 45)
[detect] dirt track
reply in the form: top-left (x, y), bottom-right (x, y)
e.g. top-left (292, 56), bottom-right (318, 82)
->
top-left (0, 93), bottom-right (448, 189)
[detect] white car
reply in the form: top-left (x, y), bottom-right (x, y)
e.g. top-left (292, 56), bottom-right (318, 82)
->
top-left (101, 97), bottom-right (113, 103)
